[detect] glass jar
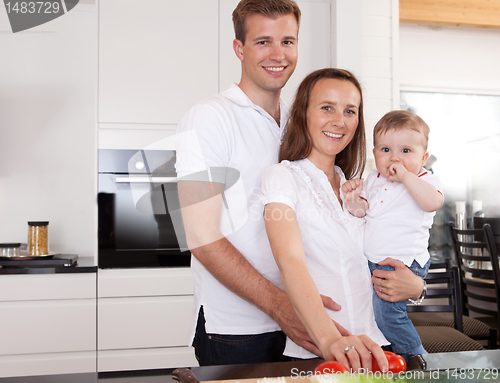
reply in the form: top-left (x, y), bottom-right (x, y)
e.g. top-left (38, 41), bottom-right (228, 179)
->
top-left (28, 221), bottom-right (49, 256)
top-left (0, 243), bottom-right (21, 258)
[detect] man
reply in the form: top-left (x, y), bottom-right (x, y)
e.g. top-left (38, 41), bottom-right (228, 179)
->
top-left (175, 0), bottom-right (340, 366)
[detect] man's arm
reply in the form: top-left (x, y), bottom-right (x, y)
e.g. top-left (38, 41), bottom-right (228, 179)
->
top-left (372, 258), bottom-right (425, 302)
top-left (177, 180), bottom-right (342, 356)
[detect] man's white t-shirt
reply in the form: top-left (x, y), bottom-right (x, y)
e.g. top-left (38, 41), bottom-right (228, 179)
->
top-left (175, 83), bottom-right (289, 341)
top-left (360, 169), bottom-right (443, 268)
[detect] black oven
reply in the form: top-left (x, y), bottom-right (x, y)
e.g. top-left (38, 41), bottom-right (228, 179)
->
top-left (98, 149), bottom-right (190, 268)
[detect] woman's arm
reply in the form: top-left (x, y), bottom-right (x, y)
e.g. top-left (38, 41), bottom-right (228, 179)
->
top-left (372, 258), bottom-right (425, 302)
top-left (265, 202), bottom-right (388, 372)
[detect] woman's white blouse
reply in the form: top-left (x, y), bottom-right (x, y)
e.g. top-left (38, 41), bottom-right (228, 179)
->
top-left (261, 159), bottom-right (388, 359)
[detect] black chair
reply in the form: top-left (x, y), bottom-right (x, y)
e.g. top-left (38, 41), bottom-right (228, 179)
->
top-left (482, 223), bottom-right (500, 341)
top-left (408, 260), bottom-right (496, 349)
top-left (449, 221), bottom-right (500, 348)
top-left (407, 265), bottom-right (485, 353)
top-left (474, 217), bottom-right (500, 236)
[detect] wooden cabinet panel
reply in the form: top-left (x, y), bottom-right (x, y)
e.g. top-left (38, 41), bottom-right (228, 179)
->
top-left (400, 0), bottom-right (500, 29)
top-left (99, 0), bottom-right (219, 124)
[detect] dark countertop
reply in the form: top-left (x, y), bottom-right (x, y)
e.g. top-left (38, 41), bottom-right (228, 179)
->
top-left (1, 350), bottom-right (500, 383)
top-left (0, 254), bottom-right (97, 274)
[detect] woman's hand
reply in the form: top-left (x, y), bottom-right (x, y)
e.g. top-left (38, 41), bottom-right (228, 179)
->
top-left (322, 335), bottom-right (388, 373)
top-left (372, 258), bottom-right (424, 302)
top-left (271, 293), bottom-right (346, 358)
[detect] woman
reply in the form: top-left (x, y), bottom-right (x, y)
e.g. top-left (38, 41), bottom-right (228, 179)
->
top-left (262, 68), bottom-right (424, 372)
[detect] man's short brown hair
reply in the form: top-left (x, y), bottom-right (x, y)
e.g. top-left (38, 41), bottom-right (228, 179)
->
top-left (232, 0), bottom-right (301, 45)
top-left (374, 110), bottom-right (430, 150)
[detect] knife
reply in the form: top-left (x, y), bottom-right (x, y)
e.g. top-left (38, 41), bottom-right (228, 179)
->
top-left (172, 368), bottom-right (202, 383)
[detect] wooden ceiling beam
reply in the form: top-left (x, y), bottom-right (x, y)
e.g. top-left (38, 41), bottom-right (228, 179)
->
top-left (400, 0), bottom-right (500, 29)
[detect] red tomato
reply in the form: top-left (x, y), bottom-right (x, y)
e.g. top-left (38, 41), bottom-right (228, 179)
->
top-left (314, 361), bottom-right (349, 374)
top-left (372, 351), bottom-right (406, 373)
top-left (387, 353), bottom-right (406, 373)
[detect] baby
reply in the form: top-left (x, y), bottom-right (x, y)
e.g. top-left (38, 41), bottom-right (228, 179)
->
top-left (342, 110), bottom-right (444, 357)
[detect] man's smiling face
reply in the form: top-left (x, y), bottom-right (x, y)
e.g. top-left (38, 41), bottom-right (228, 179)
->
top-left (234, 12), bottom-right (298, 97)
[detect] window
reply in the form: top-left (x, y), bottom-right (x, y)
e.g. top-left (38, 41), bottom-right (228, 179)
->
top-left (401, 91), bottom-right (500, 260)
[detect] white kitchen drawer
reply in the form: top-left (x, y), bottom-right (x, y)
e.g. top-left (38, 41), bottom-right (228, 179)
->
top-left (0, 351), bottom-right (96, 378)
top-left (0, 273), bottom-right (96, 301)
top-left (98, 295), bottom-right (193, 350)
top-left (98, 267), bottom-right (193, 298)
top-left (0, 299), bottom-right (96, 356)
top-left (98, 347), bottom-right (197, 372)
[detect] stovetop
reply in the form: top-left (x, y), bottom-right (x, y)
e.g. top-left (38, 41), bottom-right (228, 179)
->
top-left (0, 254), bottom-right (78, 268)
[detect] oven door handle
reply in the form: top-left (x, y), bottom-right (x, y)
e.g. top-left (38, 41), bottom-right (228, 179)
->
top-left (115, 177), bottom-right (177, 183)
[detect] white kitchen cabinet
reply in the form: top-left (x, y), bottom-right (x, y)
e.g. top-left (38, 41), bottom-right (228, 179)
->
top-left (0, 300), bottom-right (96, 356)
top-left (0, 273), bottom-right (97, 378)
top-left (98, 267), bottom-right (193, 297)
top-left (98, 347), bottom-right (196, 372)
top-left (98, 296), bottom-right (193, 350)
top-left (0, 273), bottom-right (96, 301)
top-left (0, 352), bottom-right (96, 379)
top-left (99, 0), bottom-right (219, 125)
top-left (97, 268), bottom-right (196, 371)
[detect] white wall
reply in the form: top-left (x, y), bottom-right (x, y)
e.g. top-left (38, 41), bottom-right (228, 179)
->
top-left (331, 0), bottom-right (398, 173)
top-left (360, 0), bottom-right (398, 170)
top-left (0, 3), bottom-right (97, 260)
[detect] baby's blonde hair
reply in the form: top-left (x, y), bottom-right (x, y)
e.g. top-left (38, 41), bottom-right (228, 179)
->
top-left (373, 110), bottom-right (430, 150)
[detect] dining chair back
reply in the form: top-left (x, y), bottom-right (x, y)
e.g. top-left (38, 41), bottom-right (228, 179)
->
top-left (474, 217), bottom-right (500, 236)
top-left (483, 223), bottom-right (500, 336)
top-left (449, 221), bottom-right (500, 348)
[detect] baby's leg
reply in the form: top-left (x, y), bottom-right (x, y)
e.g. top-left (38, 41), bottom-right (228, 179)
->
top-left (369, 261), bottom-right (424, 356)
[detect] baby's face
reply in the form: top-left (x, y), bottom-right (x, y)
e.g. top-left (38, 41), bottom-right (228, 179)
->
top-left (373, 128), bottom-right (429, 178)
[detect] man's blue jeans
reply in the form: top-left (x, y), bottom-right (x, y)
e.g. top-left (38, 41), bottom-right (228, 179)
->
top-left (193, 307), bottom-right (287, 366)
top-left (368, 259), bottom-right (431, 355)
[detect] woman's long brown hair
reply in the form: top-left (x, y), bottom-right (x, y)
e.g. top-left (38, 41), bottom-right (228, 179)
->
top-left (279, 68), bottom-right (366, 180)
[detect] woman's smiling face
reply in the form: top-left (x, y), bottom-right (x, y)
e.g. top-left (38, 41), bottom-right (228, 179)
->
top-left (306, 78), bottom-right (361, 164)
